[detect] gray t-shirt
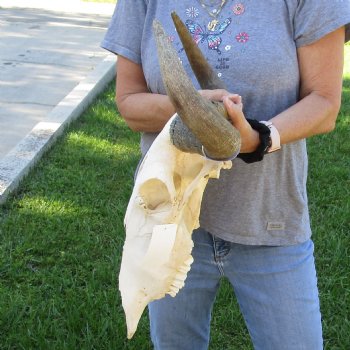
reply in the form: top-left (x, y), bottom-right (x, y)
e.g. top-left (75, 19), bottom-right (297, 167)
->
top-left (102, 0), bottom-right (350, 245)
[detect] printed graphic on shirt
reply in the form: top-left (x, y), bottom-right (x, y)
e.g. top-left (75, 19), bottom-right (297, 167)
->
top-left (236, 32), bottom-right (249, 43)
top-left (177, 2), bottom-right (250, 78)
top-left (185, 18), bottom-right (232, 54)
top-left (185, 6), bottom-right (199, 18)
top-left (216, 57), bottom-right (230, 70)
top-left (232, 2), bottom-right (245, 15)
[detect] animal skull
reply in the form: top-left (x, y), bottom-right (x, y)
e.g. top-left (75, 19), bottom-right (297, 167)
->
top-left (119, 13), bottom-right (240, 339)
top-left (120, 117), bottom-right (231, 338)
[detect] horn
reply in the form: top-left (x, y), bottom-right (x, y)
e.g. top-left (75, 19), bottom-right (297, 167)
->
top-left (153, 20), bottom-right (240, 160)
top-left (171, 12), bottom-right (229, 119)
top-left (171, 12), bottom-right (226, 90)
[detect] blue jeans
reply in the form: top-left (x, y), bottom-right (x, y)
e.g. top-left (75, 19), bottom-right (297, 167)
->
top-left (149, 228), bottom-right (323, 349)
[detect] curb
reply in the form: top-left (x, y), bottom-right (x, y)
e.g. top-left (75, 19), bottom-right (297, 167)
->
top-left (0, 54), bottom-right (117, 205)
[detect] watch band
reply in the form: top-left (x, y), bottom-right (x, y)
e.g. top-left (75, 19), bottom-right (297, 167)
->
top-left (259, 121), bottom-right (281, 153)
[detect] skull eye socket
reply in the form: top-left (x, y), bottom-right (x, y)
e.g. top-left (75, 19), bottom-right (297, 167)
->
top-left (139, 179), bottom-right (171, 211)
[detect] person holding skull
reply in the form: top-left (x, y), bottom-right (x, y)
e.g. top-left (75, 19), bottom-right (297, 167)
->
top-left (102, 0), bottom-right (350, 348)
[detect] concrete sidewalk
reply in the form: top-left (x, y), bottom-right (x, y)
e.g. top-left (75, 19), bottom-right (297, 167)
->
top-left (0, 0), bottom-right (117, 204)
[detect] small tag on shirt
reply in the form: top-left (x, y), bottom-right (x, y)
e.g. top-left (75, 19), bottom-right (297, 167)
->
top-left (267, 222), bottom-right (285, 231)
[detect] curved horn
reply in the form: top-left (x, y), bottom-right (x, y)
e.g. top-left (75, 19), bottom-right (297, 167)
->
top-left (171, 12), bottom-right (226, 90)
top-left (153, 20), bottom-right (240, 160)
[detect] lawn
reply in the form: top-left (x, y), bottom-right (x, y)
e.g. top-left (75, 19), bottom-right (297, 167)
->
top-left (0, 46), bottom-right (349, 349)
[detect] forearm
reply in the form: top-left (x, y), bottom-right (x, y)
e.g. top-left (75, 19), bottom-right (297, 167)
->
top-left (117, 92), bottom-right (175, 132)
top-left (116, 56), bottom-right (176, 132)
top-left (271, 92), bottom-right (340, 145)
top-left (117, 88), bottom-right (231, 133)
top-left (224, 90), bottom-right (341, 154)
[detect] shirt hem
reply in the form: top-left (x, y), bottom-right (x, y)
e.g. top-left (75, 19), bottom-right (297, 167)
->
top-left (202, 226), bottom-right (312, 246)
top-left (296, 18), bottom-right (350, 47)
top-left (100, 40), bottom-right (141, 65)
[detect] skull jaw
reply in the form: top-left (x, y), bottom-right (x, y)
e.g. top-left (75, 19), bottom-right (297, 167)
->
top-left (120, 115), bottom-right (232, 338)
top-left (120, 222), bottom-right (194, 339)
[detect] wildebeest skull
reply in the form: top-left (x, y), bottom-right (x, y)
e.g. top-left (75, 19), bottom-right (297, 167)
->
top-left (119, 13), bottom-right (241, 339)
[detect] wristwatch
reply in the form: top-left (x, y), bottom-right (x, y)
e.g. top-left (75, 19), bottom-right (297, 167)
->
top-left (259, 121), bottom-right (281, 153)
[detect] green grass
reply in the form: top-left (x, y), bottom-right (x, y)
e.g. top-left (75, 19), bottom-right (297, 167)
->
top-left (306, 46), bottom-right (350, 350)
top-left (0, 46), bottom-right (349, 349)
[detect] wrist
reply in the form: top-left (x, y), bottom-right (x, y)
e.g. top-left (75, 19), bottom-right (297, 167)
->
top-left (237, 119), bottom-right (280, 163)
top-left (240, 128), bottom-right (260, 153)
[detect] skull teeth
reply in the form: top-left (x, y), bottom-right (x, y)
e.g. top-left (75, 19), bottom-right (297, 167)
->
top-left (177, 264), bottom-right (190, 274)
top-left (168, 285), bottom-right (180, 297)
top-left (175, 270), bottom-right (187, 280)
top-left (173, 275), bottom-right (186, 287)
top-left (167, 255), bottom-right (195, 297)
top-left (185, 256), bottom-right (194, 266)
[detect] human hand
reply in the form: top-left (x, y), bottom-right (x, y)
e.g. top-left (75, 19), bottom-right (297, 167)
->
top-left (198, 90), bottom-right (260, 154)
top-left (223, 95), bottom-right (260, 153)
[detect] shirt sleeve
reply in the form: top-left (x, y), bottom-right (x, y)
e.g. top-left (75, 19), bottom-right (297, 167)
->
top-left (101, 0), bottom-right (147, 64)
top-left (294, 0), bottom-right (350, 47)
